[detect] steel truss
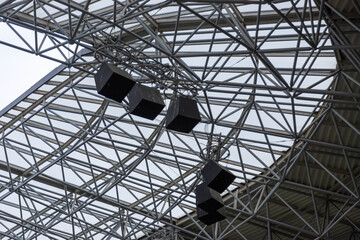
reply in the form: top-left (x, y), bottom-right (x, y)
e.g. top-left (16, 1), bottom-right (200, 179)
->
top-left (0, 0), bottom-right (359, 239)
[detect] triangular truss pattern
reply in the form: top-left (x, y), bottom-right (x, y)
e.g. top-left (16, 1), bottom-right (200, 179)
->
top-left (0, 0), bottom-right (359, 239)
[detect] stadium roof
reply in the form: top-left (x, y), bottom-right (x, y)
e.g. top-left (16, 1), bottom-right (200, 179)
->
top-left (0, 0), bottom-right (359, 239)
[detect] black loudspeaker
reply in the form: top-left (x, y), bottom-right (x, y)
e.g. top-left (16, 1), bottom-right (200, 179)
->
top-left (94, 63), bottom-right (135, 103)
top-left (197, 206), bottom-right (226, 225)
top-left (201, 160), bottom-right (235, 193)
top-left (195, 183), bottom-right (224, 212)
top-left (165, 96), bottom-right (201, 133)
top-left (128, 84), bottom-right (165, 120)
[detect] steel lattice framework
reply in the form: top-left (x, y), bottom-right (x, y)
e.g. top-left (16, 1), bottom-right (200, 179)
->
top-left (0, 0), bottom-right (359, 239)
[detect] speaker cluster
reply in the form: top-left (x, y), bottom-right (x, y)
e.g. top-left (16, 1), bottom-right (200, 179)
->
top-left (94, 63), bottom-right (201, 133)
top-left (196, 160), bottom-right (235, 225)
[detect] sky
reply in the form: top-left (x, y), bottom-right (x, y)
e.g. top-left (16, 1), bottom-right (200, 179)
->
top-left (0, 24), bottom-right (59, 111)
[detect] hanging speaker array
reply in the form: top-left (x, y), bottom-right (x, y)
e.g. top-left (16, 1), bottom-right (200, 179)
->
top-left (94, 63), bottom-right (135, 103)
top-left (94, 63), bottom-right (201, 132)
top-left (195, 182), bottom-right (224, 212)
top-left (128, 84), bottom-right (165, 120)
top-left (197, 206), bottom-right (226, 226)
top-left (201, 160), bottom-right (236, 193)
top-left (195, 160), bottom-right (235, 225)
top-left (94, 63), bottom-right (236, 226)
top-left (165, 96), bottom-right (201, 133)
